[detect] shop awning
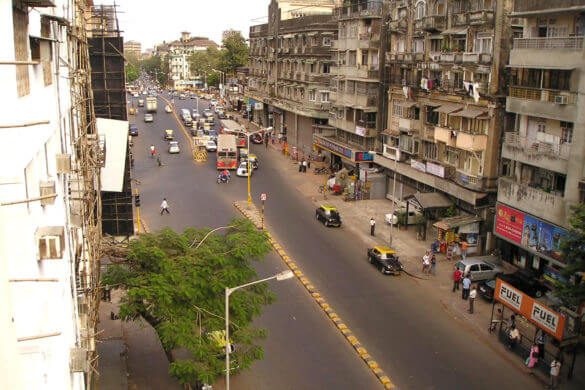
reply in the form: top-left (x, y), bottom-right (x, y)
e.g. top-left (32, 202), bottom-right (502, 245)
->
top-left (283, 34), bottom-right (294, 39)
top-left (424, 102), bottom-right (442, 107)
top-left (441, 28), bottom-right (467, 35)
top-left (450, 109), bottom-right (488, 119)
top-left (434, 104), bottom-right (462, 114)
top-left (395, 100), bottom-right (417, 108)
top-left (433, 215), bottom-right (483, 231)
top-left (405, 192), bottom-right (451, 211)
top-left (307, 32), bottom-right (318, 36)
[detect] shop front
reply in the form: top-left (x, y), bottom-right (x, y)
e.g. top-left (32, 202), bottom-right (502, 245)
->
top-left (313, 134), bottom-right (373, 171)
top-left (433, 215), bottom-right (483, 257)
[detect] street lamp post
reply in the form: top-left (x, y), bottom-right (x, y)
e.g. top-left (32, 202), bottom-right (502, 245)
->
top-left (225, 269), bottom-right (294, 390)
top-left (212, 68), bottom-right (226, 94)
top-left (241, 127), bottom-right (271, 209)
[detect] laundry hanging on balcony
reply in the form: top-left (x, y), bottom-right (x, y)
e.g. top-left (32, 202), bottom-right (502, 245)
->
top-left (462, 81), bottom-right (480, 103)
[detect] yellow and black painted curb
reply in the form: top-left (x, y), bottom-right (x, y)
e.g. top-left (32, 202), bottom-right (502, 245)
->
top-left (233, 201), bottom-right (396, 389)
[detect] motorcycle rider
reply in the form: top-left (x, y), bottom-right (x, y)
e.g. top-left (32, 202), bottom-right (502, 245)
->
top-left (150, 144), bottom-right (156, 157)
top-left (218, 169), bottom-right (230, 182)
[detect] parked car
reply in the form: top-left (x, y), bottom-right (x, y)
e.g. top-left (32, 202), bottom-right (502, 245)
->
top-left (315, 205), bottom-right (341, 227)
top-left (384, 208), bottom-right (422, 225)
top-left (250, 133), bottom-right (263, 144)
top-left (214, 106), bottom-right (224, 113)
top-left (236, 161), bottom-right (254, 177)
top-left (501, 269), bottom-right (550, 298)
top-left (454, 257), bottom-right (504, 282)
top-left (128, 124), bottom-right (138, 136)
top-left (165, 105), bottom-right (172, 113)
top-left (478, 279), bottom-right (496, 301)
top-left (168, 141), bottom-right (180, 154)
top-left (163, 129), bottom-right (174, 140)
top-left (205, 140), bottom-right (217, 152)
top-left (218, 111), bottom-right (227, 119)
top-left (144, 114), bottom-right (154, 122)
top-left (367, 246), bottom-right (403, 275)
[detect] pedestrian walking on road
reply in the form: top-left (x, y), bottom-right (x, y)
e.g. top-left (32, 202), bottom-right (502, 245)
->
top-left (302, 158), bottom-right (308, 173)
top-left (430, 254), bottom-right (437, 276)
top-left (453, 267), bottom-right (463, 292)
top-left (461, 240), bottom-right (469, 260)
top-left (160, 198), bottom-right (170, 215)
top-left (370, 217), bottom-right (376, 236)
top-left (298, 160), bottom-right (303, 172)
top-left (462, 274), bottom-right (471, 300)
top-left (468, 285), bottom-right (477, 313)
top-left (156, 153), bottom-right (162, 167)
top-left (536, 329), bottom-right (546, 359)
top-left (265, 134), bottom-right (269, 148)
top-left (422, 251), bottom-right (430, 274)
top-left (550, 358), bottom-right (561, 389)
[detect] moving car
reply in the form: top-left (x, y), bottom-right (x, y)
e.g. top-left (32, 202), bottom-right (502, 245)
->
top-left (214, 106), bottom-right (224, 113)
top-left (454, 257), bottom-right (503, 282)
top-left (315, 205), bottom-right (341, 227)
top-left (205, 140), bottom-right (217, 152)
top-left (210, 99), bottom-right (218, 106)
top-left (168, 141), bottom-right (180, 154)
top-left (165, 105), bottom-right (172, 113)
top-left (384, 208), bottom-right (422, 225)
top-left (478, 279), bottom-right (496, 301)
top-left (144, 114), bottom-right (154, 122)
top-left (163, 129), bottom-right (174, 140)
top-left (138, 99), bottom-right (145, 107)
top-left (236, 161), bottom-right (254, 177)
top-left (203, 109), bottom-right (213, 118)
top-left (128, 124), bottom-right (138, 136)
top-left (367, 246), bottom-right (403, 275)
top-left (218, 111), bottom-right (227, 119)
top-left (501, 269), bottom-right (550, 298)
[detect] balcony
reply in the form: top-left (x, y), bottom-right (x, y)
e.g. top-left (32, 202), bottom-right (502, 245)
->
top-left (434, 126), bottom-right (456, 147)
top-left (455, 132), bottom-right (487, 152)
top-left (423, 125), bottom-right (435, 141)
top-left (462, 52), bottom-right (492, 64)
top-left (328, 117), bottom-right (376, 136)
top-left (497, 177), bottom-right (567, 227)
top-left (454, 170), bottom-right (495, 192)
top-left (507, 86), bottom-right (578, 122)
top-left (334, 37), bottom-right (379, 50)
top-left (452, 13), bottom-right (468, 26)
top-left (333, 1), bottom-right (383, 20)
top-left (510, 37), bottom-right (584, 69)
top-left (337, 65), bottom-right (380, 80)
top-left (440, 52), bottom-right (462, 63)
top-left (501, 132), bottom-right (570, 174)
top-left (398, 118), bottom-right (421, 133)
top-left (422, 15), bottom-right (446, 31)
top-left (333, 90), bottom-right (377, 107)
top-left (468, 9), bottom-right (494, 26)
top-left (304, 74), bottom-right (330, 84)
top-left (388, 19), bottom-right (407, 31)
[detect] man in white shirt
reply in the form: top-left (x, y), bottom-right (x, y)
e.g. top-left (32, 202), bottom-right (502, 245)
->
top-left (160, 198), bottom-right (170, 215)
top-left (468, 285), bottom-right (477, 314)
top-left (550, 358), bottom-right (561, 389)
top-left (370, 217), bottom-right (376, 236)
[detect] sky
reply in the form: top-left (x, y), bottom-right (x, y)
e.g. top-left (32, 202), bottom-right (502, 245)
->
top-left (95, 0), bottom-right (270, 50)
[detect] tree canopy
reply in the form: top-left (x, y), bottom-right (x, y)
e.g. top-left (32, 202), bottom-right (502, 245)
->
top-left (103, 219), bottom-right (275, 386)
top-left (188, 47), bottom-right (221, 77)
top-left (554, 203), bottom-right (585, 308)
top-left (220, 33), bottom-right (249, 74)
top-left (125, 62), bottom-right (139, 83)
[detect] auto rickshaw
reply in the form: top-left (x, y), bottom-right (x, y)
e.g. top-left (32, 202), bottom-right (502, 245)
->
top-left (163, 129), bottom-right (174, 140)
top-left (129, 107), bottom-right (136, 115)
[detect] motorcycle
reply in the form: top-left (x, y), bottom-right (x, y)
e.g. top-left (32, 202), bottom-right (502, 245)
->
top-left (217, 175), bottom-right (230, 184)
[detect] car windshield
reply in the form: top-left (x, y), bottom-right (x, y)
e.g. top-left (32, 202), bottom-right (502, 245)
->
top-left (486, 279), bottom-right (496, 288)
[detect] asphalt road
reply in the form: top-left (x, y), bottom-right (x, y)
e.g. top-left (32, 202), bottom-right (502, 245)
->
top-left (129, 93), bottom-right (380, 390)
top-left (129, 91), bottom-right (540, 389)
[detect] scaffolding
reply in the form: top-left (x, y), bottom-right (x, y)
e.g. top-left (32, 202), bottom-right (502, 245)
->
top-left (87, 4), bottom-right (134, 237)
top-left (67, 0), bottom-right (103, 386)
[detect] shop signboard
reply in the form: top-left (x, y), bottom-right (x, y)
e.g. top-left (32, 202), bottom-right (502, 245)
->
top-left (495, 204), bottom-right (569, 263)
top-left (426, 161), bottom-right (445, 178)
top-left (411, 159), bottom-right (426, 173)
top-left (354, 152), bottom-right (373, 162)
top-left (255, 102), bottom-right (263, 110)
top-left (495, 278), bottom-right (566, 340)
top-left (314, 136), bottom-right (351, 159)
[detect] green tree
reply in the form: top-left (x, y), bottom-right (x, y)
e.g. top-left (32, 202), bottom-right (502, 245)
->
top-left (206, 72), bottom-right (220, 87)
top-left (188, 47), bottom-right (221, 77)
top-left (220, 33), bottom-right (249, 74)
top-left (553, 203), bottom-right (585, 307)
top-left (125, 62), bottom-right (140, 83)
top-left (103, 219), bottom-right (275, 386)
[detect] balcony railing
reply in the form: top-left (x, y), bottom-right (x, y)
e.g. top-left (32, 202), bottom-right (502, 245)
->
top-left (333, 1), bottom-right (383, 20)
top-left (422, 15), bottom-right (446, 31)
top-left (440, 53), bottom-right (462, 63)
top-left (509, 86), bottom-right (578, 105)
top-left (503, 132), bottom-right (570, 159)
top-left (462, 52), bottom-right (492, 63)
top-left (513, 37), bottom-right (585, 50)
top-left (469, 9), bottom-right (494, 25)
top-left (452, 13), bottom-right (468, 26)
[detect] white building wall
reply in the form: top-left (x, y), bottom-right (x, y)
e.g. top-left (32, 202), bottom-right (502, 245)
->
top-left (0, 1), bottom-right (86, 389)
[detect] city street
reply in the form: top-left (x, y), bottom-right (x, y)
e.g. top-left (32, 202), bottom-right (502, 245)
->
top-left (127, 93), bottom-right (540, 389)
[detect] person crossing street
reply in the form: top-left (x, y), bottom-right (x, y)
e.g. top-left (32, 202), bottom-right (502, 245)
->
top-left (370, 217), bottom-right (376, 236)
top-left (160, 198), bottom-right (170, 215)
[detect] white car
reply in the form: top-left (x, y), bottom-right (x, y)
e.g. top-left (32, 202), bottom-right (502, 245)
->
top-left (168, 141), bottom-right (180, 154)
top-left (165, 105), bottom-right (172, 113)
top-left (210, 99), bottom-right (218, 106)
top-left (236, 161), bottom-right (254, 177)
top-left (205, 140), bottom-right (217, 152)
top-left (214, 106), bottom-right (224, 113)
top-left (384, 208), bottom-right (422, 225)
top-left (203, 109), bottom-right (213, 118)
top-left (144, 114), bottom-right (154, 122)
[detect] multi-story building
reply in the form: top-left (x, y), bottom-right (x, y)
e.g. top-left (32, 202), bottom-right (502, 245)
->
top-left (163, 32), bottom-right (218, 87)
top-left (495, 0), bottom-right (585, 273)
top-left (123, 39), bottom-right (141, 59)
top-left (373, 0), bottom-right (515, 252)
top-left (246, 0), bottom-right (337, 153)
top-left (222, 28), bottom-right (241, 42)
top-left (1, 0), bottom-right (102, 388)
top-left (277, 0), bottom-right (339, 19)
top-left (324, 0), bottom-right (385, 170)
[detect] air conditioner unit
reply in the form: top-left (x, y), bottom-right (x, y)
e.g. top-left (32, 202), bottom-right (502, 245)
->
top-left (431, 54), bottom-right (441, 62)
top-left (36, 226), bottom-right (65, 260)
top-left (554, 95), bottom-right (568, 105)
top-left (56, 154), bottom-right (71, 174)
top-left (39, 180), bottom-right (56, 206)
top-left (70, 348), bottom-right (89, 373)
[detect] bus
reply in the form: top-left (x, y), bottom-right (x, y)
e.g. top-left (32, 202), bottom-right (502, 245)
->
top-left (217, 134), bottom-right (238, 170)
top-left (220, 119), bottom-right (247, 148)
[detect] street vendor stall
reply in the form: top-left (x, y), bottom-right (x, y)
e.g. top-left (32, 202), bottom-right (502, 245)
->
top-left (433, 215), bottom-right (482, 256)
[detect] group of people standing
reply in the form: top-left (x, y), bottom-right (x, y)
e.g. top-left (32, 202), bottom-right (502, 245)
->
top-left (298, 158), bottom-right (309, 172)
top-left (452, 267), bottom-right (477, 314)
top-left (421, 251), bottom-right (437, 276)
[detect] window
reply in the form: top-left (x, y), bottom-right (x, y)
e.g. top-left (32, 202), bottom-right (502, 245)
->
top-left (348, 51), bottom-right (357, 66)
top-left (474, 36), bottom-right (492, 54)
top-left (415, 1), bottom-right (427, 20)
top-left (445, 147), bottom-right (459, 166)
top-left (361, 51), bottom-right (369, 66)
top-left (560, 122), bottom-right (573, 144)
top-left (323, 63), bottom-right (330, 73)
top-left (501, 158), bottom-right (513, 177)
top-left (423, 141), bottom-right (438, 160)
top-left (413, 39), bottom-right (425, 53)
top-left (323, 37), bottom-right (332, 46)
top-left (309, 90), bottom-right (316, 101)
top-left (393, 104), bottom-right (403, 117)
top-left (426, 106), bottom-right (439, 125)
top-left (320, 92), bottom-right (329, 102)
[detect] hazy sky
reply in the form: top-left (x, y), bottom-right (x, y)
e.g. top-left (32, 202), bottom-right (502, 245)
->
top-left (95, 0), bottom-right (270, 49)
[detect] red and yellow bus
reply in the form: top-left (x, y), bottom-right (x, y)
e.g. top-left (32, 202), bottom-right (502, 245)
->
top-left (217, 134), bottom-right (238, 170)
top-left (220, 119), bottom-right (247, 148)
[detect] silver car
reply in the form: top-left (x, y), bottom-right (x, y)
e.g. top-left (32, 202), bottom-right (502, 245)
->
top-left (455, 257), bottom-right (504, 281)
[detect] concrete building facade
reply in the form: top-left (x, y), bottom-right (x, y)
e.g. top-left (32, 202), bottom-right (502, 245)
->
top-left (123, 39), bottom-right (141, 59)
top-left (246, 0), bottom-right (337, 154)
top-left (495, 0), bottom-right (585, 273)
top-left (1, 0), bottom-right (102, 388)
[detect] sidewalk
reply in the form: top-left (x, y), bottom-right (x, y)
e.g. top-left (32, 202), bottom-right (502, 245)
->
top-left (232, 109), bottom-right (584, 390)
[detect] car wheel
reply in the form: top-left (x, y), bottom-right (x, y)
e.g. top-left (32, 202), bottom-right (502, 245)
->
top-left (324, 220), bottom-right (329, 227)
top-left (369, 256), bottom-right (373, 264)
top-left (379, 265), bottom-right (385, 274)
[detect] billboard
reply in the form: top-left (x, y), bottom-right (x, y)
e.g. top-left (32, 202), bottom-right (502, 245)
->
top-left (495, 204), bottom-right (569, 262)
top-left (494, 279), bottom-right (566, 340)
